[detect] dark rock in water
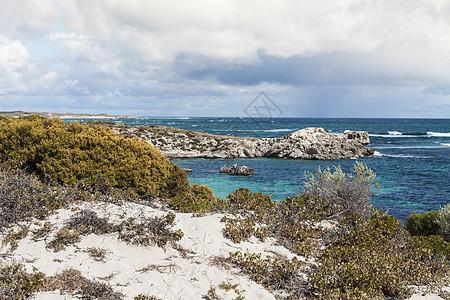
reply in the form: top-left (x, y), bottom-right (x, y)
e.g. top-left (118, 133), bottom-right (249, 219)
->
top-left (220, 164), bottom-right (254, 176)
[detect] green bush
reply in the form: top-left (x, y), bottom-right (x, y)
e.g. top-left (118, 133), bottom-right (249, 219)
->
top-left (228, 251), bottom-right (302, 295)
top-left (227, 188), bottom-right (274, 211)
top-left (0, 116), bottom-right (189, 197)
top-left (171, 183), bottom-right (225, 213)
top-left (405, 210), bottom-right (439, 236)
top-left (309, 211), bottom-right (449, 299)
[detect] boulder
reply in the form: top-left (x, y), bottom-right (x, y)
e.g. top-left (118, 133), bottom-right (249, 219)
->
top-left (220, 164), bottom-right (254, 176)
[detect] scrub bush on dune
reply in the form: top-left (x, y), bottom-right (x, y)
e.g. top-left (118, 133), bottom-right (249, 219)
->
top-left (303, 162), bottom-right (377, 220)
top-left (0, 116), bottom-right (189, 197)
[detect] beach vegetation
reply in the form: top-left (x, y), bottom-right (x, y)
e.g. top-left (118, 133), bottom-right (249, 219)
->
top-left (134, 295), bottom-right (162, 300)
top-left (0, 167), bottom-right (75, 229)
top-left (46, 209), bottom-right (184, 251)
top-left (303, 162), bottom-right (377, 220)
top-left (85, 247), bottom-right (108, 262)
top-left (228, 251), bottom-right (303, 297)
top-left (42, 268), bottom-right (123, 299)
top-left (117, 213), bottom-right (184, 247)
top-left (309, 211), bottom-right (450, 299)
top-left (32, 221), bottom-right (53, 241)
top-left (405, 210), bottom-right (439, 236)
top-left (0, 262), bottom-right (45, 299)
top-left (0, 116), bottom-right (189, 197)
top-left (48, 227), bottom-right (83, 252)
top-left (437, 204), bottom-right (450, 242)
top-left (1, 227), bottom-right (29, 251)
top-left (170, 183), bottom-right (227, 214)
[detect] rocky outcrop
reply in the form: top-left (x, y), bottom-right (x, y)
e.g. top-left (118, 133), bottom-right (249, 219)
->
top-left (100, 123), bottom-right (374, 160)
top-left (220, 164), bottom-right (254, 176)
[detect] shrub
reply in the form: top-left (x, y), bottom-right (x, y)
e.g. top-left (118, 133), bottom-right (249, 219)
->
top-left (43, 268), bottom-right (123, 299)
top-left (66, 209), bottom-right (114, 235)
top-left (309, 211), bottom-right (450, 299)
top-left (227, 188), bottom-right (274, 211)
top-left (55, 209), bottom-right (183, 249)
top-left (437, 204), bottom-right (450, 242)
top-left (134, 295), bottom-right (162, 300)
top-left (405, 210), bottom-right (439, 236)
top-left (1, 227), bottom-right (28, 251)
top-left (222, 216), bottom-right (257, 243)
top-left (171, 183), bottom-right (225, 214)
top-left (0, 167), bottom-right (76, 229)
top-left (117, 213), bottom-right (184, 247)
top-left (0, 262), bottom-right (45, 299)
top-left (48, 227), bottom-right (83, 252)
top-left (228, 251), bottom-right (303, 296)
top-left (0, 116), bottom-right (189, 197)
top-left (303, 162), bottom-right (376, 220)
top-left (222, 191), bottom-right (329, 257)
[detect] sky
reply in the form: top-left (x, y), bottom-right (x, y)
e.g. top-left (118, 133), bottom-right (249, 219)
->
top-left (0, 0), bottom-right (450, 117)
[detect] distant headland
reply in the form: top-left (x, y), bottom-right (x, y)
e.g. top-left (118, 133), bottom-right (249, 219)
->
top-left (0, 111), bottom-right (135, 119)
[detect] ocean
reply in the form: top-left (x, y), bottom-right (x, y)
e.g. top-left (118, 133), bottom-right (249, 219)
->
top-left (68, 117), bottom-right (449, 221)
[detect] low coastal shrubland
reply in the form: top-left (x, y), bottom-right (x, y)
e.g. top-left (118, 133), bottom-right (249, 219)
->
top-left (0, 116), bottom-right (189, 197)
top-left (0, 116), bottom-right (449, 299)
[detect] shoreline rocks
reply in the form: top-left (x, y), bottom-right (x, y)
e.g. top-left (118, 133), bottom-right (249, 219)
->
top-left (99, 122), bottom-right (375, 160)
top-left (220, 164), bottom-right (254, 176)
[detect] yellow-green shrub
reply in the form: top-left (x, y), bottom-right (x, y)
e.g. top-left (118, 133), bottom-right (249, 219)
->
top-left (405, 210), bottom-right (439, 236)
top-left (171, 183), bottom-right (225, 213)
top-left (309, 212), bottom-right (450, 299)
top-left (0, 116), bottom-right (189, 197)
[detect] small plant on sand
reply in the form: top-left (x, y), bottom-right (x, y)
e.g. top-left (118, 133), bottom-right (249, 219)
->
top-left (222, 216), bottom-right (257, 243)
top-left (48, 227), bottom-right (83, 252)
top-left (118, 212), bottom-right (184, 247)
top-left (43, 268), bottom-right (123, 299)
top-left (1, 227), bottom-right (28, 251)
top-left (66, 209), bottom-right (114, 235)
top-left (86, 247), bottom-right (108, 262)
top-left (134, 295), bottom-right (162, 300)
top-left (32, 221), bottom-right (53, 241)
top-left (0, 262), bottom-right (45, 299)
top-left (228, 251), bottom-right (303, 296)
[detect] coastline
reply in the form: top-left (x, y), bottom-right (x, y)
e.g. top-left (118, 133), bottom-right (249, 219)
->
top-left (0, 111), bottom-right (135, 119)
top-left (97, 122), bottom-right (375, 160)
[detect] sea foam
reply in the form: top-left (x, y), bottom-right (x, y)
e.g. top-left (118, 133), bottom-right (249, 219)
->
top-left (388, 131), bottom-right (403, 135)
top-left (427, 132), bottom-right (450, 137)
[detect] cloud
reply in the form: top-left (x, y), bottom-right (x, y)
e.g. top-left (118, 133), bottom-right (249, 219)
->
top-left (0, 0), bottom-right (449, 117)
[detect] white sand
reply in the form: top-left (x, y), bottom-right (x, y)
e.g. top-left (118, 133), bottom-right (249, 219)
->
top-left (1, 200), bottom-right (447, 299)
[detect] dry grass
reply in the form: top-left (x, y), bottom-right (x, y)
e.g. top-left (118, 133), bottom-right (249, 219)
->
top-left (85, 247), bottom-right (108, 262)
top-left (136, 263), bottom-right (180, 274)
top-left (42, 268), bottom-right (123, 299)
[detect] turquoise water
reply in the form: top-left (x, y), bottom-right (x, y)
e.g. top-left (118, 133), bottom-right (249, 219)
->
top-left (68, 117), bottom-right (450, 220)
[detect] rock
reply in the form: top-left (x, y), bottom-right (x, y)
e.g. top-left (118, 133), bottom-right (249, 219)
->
top-left (220, 164), bottom-right (254, 176)
top-left (182, 168), bottom-right (192, 173)
top-left (104, 123), bottom-right (374, 161)
top-left (345, 131), bottom-right (370, 145)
